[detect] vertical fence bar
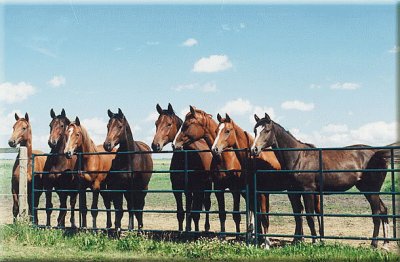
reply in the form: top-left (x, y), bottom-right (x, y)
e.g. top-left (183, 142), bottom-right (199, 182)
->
top-left (245, 149), bottom-right (250, 245)
top-left (253, 156), bottom-right (258, 246)
top-left (318, 149), bottom-right (325, 241)
top-left (184, 150), bottom-right (188, 233)
top-left (18, 146), bottom-right (28, 221)
top-left (391, 148), bottom-right (396, 238)
top-left (31, 153), bottom-right (35, 224)
top-left (78, 152), bottom-right (82, 228)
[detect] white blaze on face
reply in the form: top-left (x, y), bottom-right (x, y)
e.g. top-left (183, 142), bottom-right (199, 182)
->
top-left (212, 123), bottom-right (225, 150)
top-left (65, 127), bottom-right (74, 152)
top-left (172, 125), bottom-right (183, 147)
top-left (252, 125), bottom-right (264, 148)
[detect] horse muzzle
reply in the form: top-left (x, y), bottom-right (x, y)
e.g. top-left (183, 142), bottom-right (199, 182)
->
top-left (65, 151), bottom-right (73, 159)
top-left (211, 146), bottom-right (222, 156)
top-left (251, 146), bottom-right (261, 156)
top-left (48, 139), bottom-right (58, 149)
top-left (151, 142), bottom-right (163, 152)
top-left (8, 140), bottom-right (17, 148)
top-left (103, 141), bottom-right (114, 152)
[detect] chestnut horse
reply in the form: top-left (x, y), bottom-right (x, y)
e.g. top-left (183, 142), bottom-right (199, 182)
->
top-left (43, 109), bottom-right (79, 227)
top-left (152, 103), bottom-right (213, 232)
top-left (8, 113), bottom-right (45, 223)
top-left (64, 117), bottom-right (114, 228)
top-left (173, 106), bottom-right (247, 236)
top-left (103, 109), bottom-right (153, 231)
top-left (211, 113), bottom-right (322, 248)
top-left (251, 113), bottom-right (396, 248)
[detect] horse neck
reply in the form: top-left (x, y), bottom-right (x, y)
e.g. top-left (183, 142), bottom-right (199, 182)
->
top-left (273, 122), bottom-right (304, 170)
top-left (80, 129), bottom-right (100, 167)
top-left (22, 128), bottom-right (33, 162)
top-left (202, 117), bottom-right (218, 149)
top-left (231, 122), bottom-right (253, 163)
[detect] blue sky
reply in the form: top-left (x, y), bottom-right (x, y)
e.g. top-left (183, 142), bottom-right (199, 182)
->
top-left (1, 3), bottom-right (398, 153)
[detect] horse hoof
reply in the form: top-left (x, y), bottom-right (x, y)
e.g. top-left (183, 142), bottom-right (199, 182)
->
top-left (247, 223), bottom-right (254, 233)
top-left (261, 243), bottom-right (270, 250)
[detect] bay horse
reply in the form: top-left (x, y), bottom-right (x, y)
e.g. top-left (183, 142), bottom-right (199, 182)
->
top-left (251, 112), bottom-right (395, 248)
top-left (173, 106), bottom-right (246, 236)
top-left (152, 103), bottom-right (213, 232)
top-left (103, 108), bottom-right (153, 231)
top-left (8, 113), bottom-right (46, 223)
top-left (64, 117), bottom-right (114, 229)
top-left (211, 113), bottom-right (321, 248)
top-left (43, 108), bottom-right (79, 227)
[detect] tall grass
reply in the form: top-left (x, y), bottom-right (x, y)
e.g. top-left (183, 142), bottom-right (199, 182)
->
top-left (0, 222), bottom-right (398, 261)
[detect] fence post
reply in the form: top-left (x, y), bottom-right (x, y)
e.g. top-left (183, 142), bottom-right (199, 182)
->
top-left (318, 149), bottom-right (325, 241)
top-left (18, 146), bottom-right (28, 220)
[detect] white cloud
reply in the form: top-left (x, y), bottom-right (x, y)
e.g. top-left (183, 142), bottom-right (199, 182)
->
top-left (193, 55), bottom-right (232, 73)
top-left (182, 38), bottom-right (198, 47)
top-left (350, 121), bottom-right (396, 145)
top-left (48, 75), bottom-right (66, 88)
top-left (321, 124), bottom-right (348, 133)
top-left (0, 109), bottom-right (23, 136)
top-left (310, 83), bottom-right (321, 89)
top-left (250, 106), bottom-right (276, 125)
top-left (172, 82), bottom-right (218, 93)
top-left (388, 45), bottom-right (399, 53)
top-left (81, 117), bottom-right (108, 136)
top-left (281, 100), bottom-right (315, 111)
top-left (239, 23), bottom-right (246, 29)
top-left (218, 98), bottom-right (252, 116)
top-left (145, 112), bottom-right (159, 122)
top-left (0, 82), bottom-right (36, 104)
top-left (330, 82), bottom-right (360, 90)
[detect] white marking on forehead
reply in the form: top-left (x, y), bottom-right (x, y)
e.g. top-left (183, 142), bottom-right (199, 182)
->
top-left (172, 125), bottom-right (183, 146)
top-left (212, 123), bottom-right (225, 149)
top-left (253, 125), bottom-right (264, 148)
top-left (66, 127), bottom-right (74, 147)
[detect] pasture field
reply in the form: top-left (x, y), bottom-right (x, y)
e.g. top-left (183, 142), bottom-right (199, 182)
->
top-left (0, 157), bottom-right (399, 260)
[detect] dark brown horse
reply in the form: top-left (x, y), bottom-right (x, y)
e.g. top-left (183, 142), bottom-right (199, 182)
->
top-left (211, 113), bottom-right (322, 248)
top-left (64, 117), bottom-right (114, 228)
top-left (152, 103), bottom-right (213, 232)
top-left (251, 113), bottom-right (395, 248)
top-left (43, 109), bottom-right (79, 227)
top-left (173, 106), bottom-right (246, 236)
top-left (103, 109), bottom-right (153, 231)
top-left (8, 113), bottom-right (45, 223)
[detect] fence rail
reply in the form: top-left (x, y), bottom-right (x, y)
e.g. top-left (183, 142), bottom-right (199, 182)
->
top-left (29, 146), bottom-right (400, 245)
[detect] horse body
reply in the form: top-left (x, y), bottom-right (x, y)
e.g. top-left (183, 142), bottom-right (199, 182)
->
top-left (251, 113), bottom-right (393, 248)
top-left (152, 103), bottom-right (212, 232)
top-left (104, 109), bottom-right (153, 230)
top-left (64, 118), bottom-right (113, 228)
top-left (173, 106), bottom-right (245, 235)
top-left (9, 113), bottom-right (45, 223)
top-left (43, 109), bottom-right (79, 227)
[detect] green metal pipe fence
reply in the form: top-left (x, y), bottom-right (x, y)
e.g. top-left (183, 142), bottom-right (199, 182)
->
top-left (30, 146), bottom-right (400, 245)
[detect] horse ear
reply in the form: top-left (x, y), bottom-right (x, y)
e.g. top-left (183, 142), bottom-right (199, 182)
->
top-left (189, 105), bottom-right (196, 115)
top-left (50, 108), bottom-right (56, 119)
top-left (107, 109), bottom-right (113, 118)
top-left (217, 113), bottom-right (222, 123)
top-left (25, 113), bottom-right (29, 122)
top-left (118, 108), bottom-right (124, 117)
top-left (225, 113), bottom-right (231, 122)
top-left (15, 113), bottom-right (19, 121)
top-left (265, 113), bottom-right (271, 122)
top-left (75, 117), bottom-right (80, 126)
top-left (156, 104), bottom-right (163, 114)
top-left (254, 114), bottom-right (260, 122)
top-left (167, 103), bottom-right (174, 114)
top-left (61, 108), bottom-right (66, 117)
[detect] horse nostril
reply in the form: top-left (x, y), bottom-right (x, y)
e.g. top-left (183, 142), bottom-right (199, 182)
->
top-left (8, 140), bottom-right (15, 147)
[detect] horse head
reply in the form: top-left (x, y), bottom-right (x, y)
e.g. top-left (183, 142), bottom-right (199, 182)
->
top-left (211, 113), bottom-right (236, 156)
top-left (152, 103), bottom-right (182, 152)
top-left (103, 108), bottom-right (127, 152)
top-left (251, 113), bottom-right (275, 156)
top-left (9, 112), bottom-right (31, 148)
top-left (48, 108), bottom-right (70, 149)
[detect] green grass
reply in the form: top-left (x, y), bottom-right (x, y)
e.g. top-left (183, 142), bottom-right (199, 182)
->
top-left (0, 222), bottom-right (399, 261)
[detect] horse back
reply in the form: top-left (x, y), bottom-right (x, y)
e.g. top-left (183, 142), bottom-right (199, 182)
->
top-left (258, 151), bottom-right (281, 170)
top-left (133, 141), bottom-right (153, 188)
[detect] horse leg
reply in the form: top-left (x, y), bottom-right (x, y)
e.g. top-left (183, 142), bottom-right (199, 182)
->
top-left (112, 192), bottom-right (124, 231)
top-left (27, 181), bottom-right (40, 224)
top-left (185, 192), bottom-right (193, 231)
top-left (314, 194), bottom-right (322, 238)
top-left (302, 193), bottom-right (317, 243)
top-left (70, 192), bottom-right (78, 228)
top-left (100, 187), bottom-right (112, 229)
top-left (134, 192), bottom-right (146, 230)
top-left (124, 191), bottom-right (134, 231)
top-left (203, 181), bottom-right (212, 232)
top-left (232, 191), bottom-right (241, 240)
top-left (90, 190), bottom-right (100, 229)
top-left (57, 191), bottom-right (67, 227)
top-left (288, 193), bottom-right (304, 243)
top-left (259, 193), bottom-right (271, 249)
top-left (215, 182), bottom-right (226, 237)
top-left (364, 194), bottom-right (384, 248)
top-left (44, 182), bottom-right (53, 227)
top-left (173, 191), bottom-right (184, 231)
top-left (79, 184), bottom-right (88, 228)
top-left (192, 192), bottom-right (203, 232)
top-left (379, 198), bottom-right (390, 250)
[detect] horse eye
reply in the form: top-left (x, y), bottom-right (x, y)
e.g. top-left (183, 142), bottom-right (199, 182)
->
top-left (167, 123), bottom-right (172, 127)
top-left (225, 130), bottom-right (230, 134)
top-left (119, 125), bottom-right (123, 129)
top-left (61, 125), bottom-right (64, 128)
top-left (22, 127), bottom-right (26, 131)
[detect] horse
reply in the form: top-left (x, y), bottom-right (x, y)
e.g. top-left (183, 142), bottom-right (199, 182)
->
top-left (211, 113), bottom-right (322, 248)
top-left (251, 112), bottom-right (396, 248)
top-left (43, 108), bottom-right (79, 227)
top-left (8, 113), bottom-right (46, 224)
top-left (172, 106), bottom-right (247, 237)
top-left (64, 117), bottom-right (114, 229)
top-left (103, 108), bottom-right (153, 231)
top-left (152, 103), bottom-right (213, 232)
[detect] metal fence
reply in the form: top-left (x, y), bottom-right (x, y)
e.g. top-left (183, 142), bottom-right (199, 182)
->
top-left (30, 146), bottom-right (400, 245)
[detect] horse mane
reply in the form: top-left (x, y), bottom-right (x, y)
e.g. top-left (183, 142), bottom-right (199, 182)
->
top-left (75, 123), bottom-right (98, 153)
top-left (186, 108), bottom-right (212, 120)
top-left (274, 121), bottom-right (316, 148)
